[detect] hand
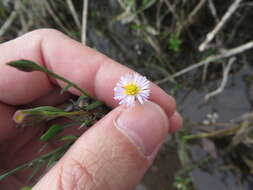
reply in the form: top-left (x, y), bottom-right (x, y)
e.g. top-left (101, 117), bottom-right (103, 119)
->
top-left (0, 29), bottom-right (182, 190)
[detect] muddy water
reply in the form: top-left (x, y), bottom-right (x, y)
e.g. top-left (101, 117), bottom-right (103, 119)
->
top-left (136, 65), bottom-right (253, 190)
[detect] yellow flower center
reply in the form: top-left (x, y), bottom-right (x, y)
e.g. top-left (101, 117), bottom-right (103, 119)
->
top-left (124, 83), bottom-right (140, 95)
top-left (14, 112), bottom-right (25, 123)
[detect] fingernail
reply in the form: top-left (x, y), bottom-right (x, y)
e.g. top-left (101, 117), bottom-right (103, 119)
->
top-left (116, 101), bottom-right (169, 157)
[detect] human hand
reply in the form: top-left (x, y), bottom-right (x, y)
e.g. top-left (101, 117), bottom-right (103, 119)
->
top-left (0, 29), bottom-right (182, 190)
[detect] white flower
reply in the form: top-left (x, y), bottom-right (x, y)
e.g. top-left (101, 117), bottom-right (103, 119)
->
top-left (114, 73), bottom-right (150, 107)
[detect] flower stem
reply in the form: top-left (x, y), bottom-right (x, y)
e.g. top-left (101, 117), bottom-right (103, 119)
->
top-left (39, 66), bottom-right (92, 98)
top-left (0, 143), bottom-right (71, 181)
top-left (7, 59), bottom-right (95, 99)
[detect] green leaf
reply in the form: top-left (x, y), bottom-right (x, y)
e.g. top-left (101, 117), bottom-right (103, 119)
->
top-left (40, 124), bottom-right (63, 141)
top-left (0, 162), bottom-right (32, 181)
top-left (47, 148), bottom-right (67, 168)
top-left (85, 101), bottom-right (103, 111)
top-left (0, 144), bottom-right (71, 181)
top-left (60, 135), bottom-right (78, 141)
top-left (7, 60), bottom-right (43, 72)
top-left (168, 34), bottom-right (182, 52)
top-left (26, 163), bottom-right (44, 182)
top-left (79, 120), bottom-right (92, 129)
top-left (60, 83), bottom-right (73, 94)
top-left (14, 106), bottom-right (68, 126)
top-left (38, 143), bottom-right (48, 153)
top-left (23, 106), bottom-right (65, 116)
top-left (140, 0), bottom-right (157, 11)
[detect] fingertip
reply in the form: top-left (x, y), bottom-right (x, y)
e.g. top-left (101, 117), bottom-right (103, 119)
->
top-left (169, 111), bottom-right (183, 133)
top-left (150, 84), bottom-right (177, 119)
top-left (165, 94), bottom-right (177, 117)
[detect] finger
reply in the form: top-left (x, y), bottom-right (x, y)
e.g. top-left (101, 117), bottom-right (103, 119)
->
top-left (0, 29), bottom-right (176, 121)
top-left (24, 87), bottom-right (70, 107)
top-left (33, 101), bottom-right (169, 190)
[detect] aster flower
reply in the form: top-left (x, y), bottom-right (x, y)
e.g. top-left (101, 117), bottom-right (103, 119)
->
top-left (114, 73), bottom-right (150, 107)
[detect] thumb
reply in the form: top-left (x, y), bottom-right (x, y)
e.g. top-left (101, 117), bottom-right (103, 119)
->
top-left (33, 101), bottom-right (170, 190)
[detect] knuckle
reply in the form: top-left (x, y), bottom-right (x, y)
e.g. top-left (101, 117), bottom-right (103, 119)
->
top-left (26, 28), bottom-right (64, 39)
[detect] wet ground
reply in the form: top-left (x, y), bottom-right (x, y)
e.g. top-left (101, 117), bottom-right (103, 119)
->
top-left (136, 65), bottom-right (253, 190)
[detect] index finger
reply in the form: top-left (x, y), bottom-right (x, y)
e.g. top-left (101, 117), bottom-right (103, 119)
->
top-left (0, 29), bottom-right (176, 118)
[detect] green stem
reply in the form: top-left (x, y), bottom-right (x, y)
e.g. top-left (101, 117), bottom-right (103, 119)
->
top-left (8, 60), bottom-right (103, 105)
top-left (0, 143), bottom-right (71, 181)
top-left (176, 146), bottom-right (235, 176)
top-left (183, 125), bottom-right (241, 141)
top-left (39, 67), bottom-right (92, 98)
top-left (8, 60), bottom-right (93, 98)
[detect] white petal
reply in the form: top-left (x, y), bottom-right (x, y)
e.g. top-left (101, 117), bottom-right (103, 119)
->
top-left (137, 95), bottom-right (144, 104)
top-left (126, 96), bottom-right (135, 106)
top-left (114, 95), bottom-right (125, 100)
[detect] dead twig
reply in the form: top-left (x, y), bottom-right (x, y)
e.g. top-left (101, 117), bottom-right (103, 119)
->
top-left (199, 0), bottom-right (243, 51)
top-left (66, 0), bottom-right (81, 29)
top-left (164, 0), bottom-right (184, 32)
top-left (164, 0), bottom-right (180, 22)
top-left (0, 10), bottom-right (17, 37)
top-left (155, 41), bottom-right (253, 85)
top-left (81, 0), bottom-right (88, 44)
top-left (116, 0), bottom-right (175, 72)
top-left (208, 0), bottom-right (219, 23)
top-left (201, 63), bottom-right (209, 83)
top-left (231, 118), bottom-right (251, 146)
top-left (205, 57), bottom-right (236, 100)
top-left (227, 6), bottom-right (249, 44)
top-left (187, 0), bottom-right (206, 25)
top-left (155, 0), bottom-right (164, 31)
top-left (44, 1), bottom-right (69, 34)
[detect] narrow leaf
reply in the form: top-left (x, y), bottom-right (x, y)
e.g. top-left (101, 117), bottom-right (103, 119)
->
top-left (140, 0), bottom-right (156, 11)
top-left (0, 144), bottom-right (71, 181)
top-left (79, 120), bottom-right (92, 129)
top-left (26, 163), bottom-right (44, 182)
top-left (47, 149), bottom-right (67, 168)
top-left (23, 106), bottom-right (65, 115)
top-left (60, 135), bottom-right (78, 141)
top-left (38, 143), bottom-right (48, 153)
top-left (85, 100), bottom-right (103, 111)
top-left (13, 106), bottom-right (68, 126)
top-left (60, 83), bottom-right (73, 94)
top-left (7, 60), bottom-right (43, 72)
top-left (40, 124), bottom-right (63, 141)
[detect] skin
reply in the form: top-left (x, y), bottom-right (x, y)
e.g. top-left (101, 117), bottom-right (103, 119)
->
top-left (0, 29), bottom-right (182, 190)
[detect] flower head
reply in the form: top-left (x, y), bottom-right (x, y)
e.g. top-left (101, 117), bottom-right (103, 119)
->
top-left (114, 73), bottom-right (150, 107)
